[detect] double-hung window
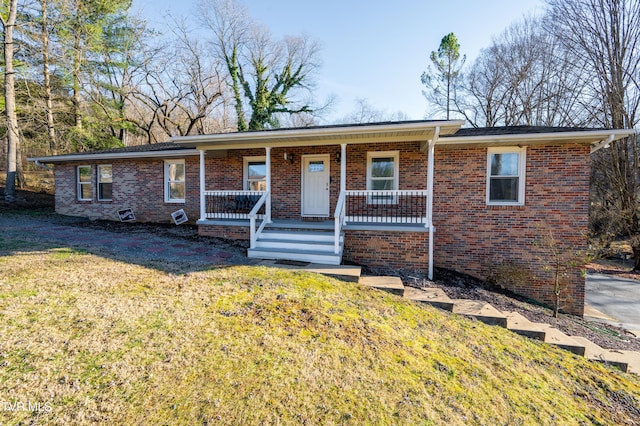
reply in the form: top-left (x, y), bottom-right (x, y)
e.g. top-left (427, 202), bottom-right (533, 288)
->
top-left (97, 165), bottom-right (112, 201)
top-left (243, 156), bottom-right (266, 191)
top-left (486, 147), bottom-right (526, 205)
top-left (164, 160), bottom-right (185, 203)
top-left (77, 165), bottom-right (92, 201)
top-left (367, 151), bottom-right (399, 204)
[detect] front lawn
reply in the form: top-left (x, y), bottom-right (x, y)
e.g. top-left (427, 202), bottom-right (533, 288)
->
top-left (1, 237), bottom-right (639, 424)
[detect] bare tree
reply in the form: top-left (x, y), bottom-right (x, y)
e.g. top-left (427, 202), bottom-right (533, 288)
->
top-left (2, 0), bottom-right (21, 202)
top-left (128, 18), bottom-right (225, 142)
top-left (462, 16), bottom-right (588, 128)
top-left (198, 0), bottom-right (321, 131)
top-left (546, 0), bottom-right (640, 268)
top-left (338, 98), bottom-right (409, 124)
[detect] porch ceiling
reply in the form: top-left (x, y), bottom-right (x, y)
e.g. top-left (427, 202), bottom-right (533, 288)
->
top-left (170, 120), bottom-right (465, 151)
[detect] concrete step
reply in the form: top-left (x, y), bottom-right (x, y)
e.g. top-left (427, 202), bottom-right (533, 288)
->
top-left (451, 300), bottom-right (508, 327)
top-left (505, 312), bottom-right (547, 341)
top-left (570, 336), bottom-right (630, 372)
top-left (255, 260), bottom-right (361, 282)
top-left (617, 350), bottom-right (640, 375)
top-left (537, 325), bottom-right (586, 356)
top-left (403, 287), bottom-right (456, 311)
top-left (247, 247), bottom-right (342, 265)
top-left (359, 276), bottom-right (405, 296)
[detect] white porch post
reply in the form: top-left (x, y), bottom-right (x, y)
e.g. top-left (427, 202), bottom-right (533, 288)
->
top-left (265, 146), bottom-right (272, 223)
top-left (427, 127), bottom-right (440, 281)
top-left (340, 143), bottom-right (347, 192)
top-left (199, 149), bottom-right (206, 221)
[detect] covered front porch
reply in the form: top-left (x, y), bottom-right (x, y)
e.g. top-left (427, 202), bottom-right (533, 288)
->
top-left (172, 120), bottom-right (465, 275)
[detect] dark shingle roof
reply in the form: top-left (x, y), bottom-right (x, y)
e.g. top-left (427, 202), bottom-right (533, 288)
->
top-left (78, 141), bottom-right (190, 155)
top-left (448, 126), bottom-right (609, 137)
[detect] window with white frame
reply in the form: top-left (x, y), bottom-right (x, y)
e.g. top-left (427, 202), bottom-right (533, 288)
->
top-left (486, 147), bottom-right (526, 205)
top-left (243, 156), bottom-right (266, 191)
top-left (77, 165), bottom-right (92, 201)
top-left (367, 151), bottom-right (399, 203)
top-left (97, 164), bottom-right (112, 201)
top-left (164, 159), bottom-right (185, 203)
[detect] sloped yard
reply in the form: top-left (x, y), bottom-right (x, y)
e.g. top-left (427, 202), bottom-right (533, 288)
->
top-left (1, 237), bottom-right (639, 424)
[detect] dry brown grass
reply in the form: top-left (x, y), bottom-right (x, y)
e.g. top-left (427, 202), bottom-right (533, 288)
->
top-left (1, 237), bottom-right (640, 425)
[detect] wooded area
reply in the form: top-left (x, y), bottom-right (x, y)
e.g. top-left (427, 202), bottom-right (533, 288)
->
top-left (0, 0), bottom-right (323, 195)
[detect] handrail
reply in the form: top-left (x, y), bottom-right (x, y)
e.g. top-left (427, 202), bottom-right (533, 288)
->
top-left (249, 191), bottom-right (269, 248)
top-left (204, 190), bottom-right (265, 219)
top-left (342, 190), bottom-right (428, 225)
top-left (333, 190), bottom-right (346, 254)
top-left (204, 190), bottom-right (265, 196)
top-left (344, 190), bottom-right (428, 195)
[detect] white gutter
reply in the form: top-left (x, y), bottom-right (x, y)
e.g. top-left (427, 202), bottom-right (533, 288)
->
top-left (590, 134), bottom-right (615, 153)
top-left (439, 128), bottom-right (635, 148)
top-left (27, 149), bottom-right (200, 164)
top-left (427, 126), bottom-right (440, 281)
top-left (33, 159), bottom-right (52, 170)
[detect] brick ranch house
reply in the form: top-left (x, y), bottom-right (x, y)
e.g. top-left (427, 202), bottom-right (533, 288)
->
top-left (29, 120), bottom-right (635, 315)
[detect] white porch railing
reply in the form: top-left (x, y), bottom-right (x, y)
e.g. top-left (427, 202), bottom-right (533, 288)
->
top-left (249, 191), bottom-right (269, 248)
top-left (204, 190), bottom-right (266, 219)
top-left (344, 190), bottom-right (428, 224)
top-left (333, 191), bottom-right (347, 254)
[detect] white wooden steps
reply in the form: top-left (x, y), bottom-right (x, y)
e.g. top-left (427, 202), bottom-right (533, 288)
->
top-left (248, 227), bottom-right (344, 265)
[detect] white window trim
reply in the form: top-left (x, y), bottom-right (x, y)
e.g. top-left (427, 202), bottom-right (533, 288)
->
top-left (243, 156), bottom-right (266, 191)
top-left (77, 165), bottom-right (92, 201)
top-left (164, 159), bottom-right (186, 203)
top-left (366, 151), bottom-right (399, 204)
top-left (97, 164), bottom-right (112, 201)
top-left (486, 147), bottom-right (526, 206)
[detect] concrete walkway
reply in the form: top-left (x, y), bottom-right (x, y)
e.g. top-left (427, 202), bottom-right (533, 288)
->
top-left (586, 273), bottom-right (640, 336)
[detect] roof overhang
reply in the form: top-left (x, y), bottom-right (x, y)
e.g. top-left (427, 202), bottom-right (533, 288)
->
top-left (438, 128), bottom-right (637, 153)
top-left (171, 120), bottom-right (465, 151)
top-left (28, 149), bottom-right (200, 164)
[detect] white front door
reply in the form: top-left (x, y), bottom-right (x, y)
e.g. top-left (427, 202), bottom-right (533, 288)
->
top-left (302, 154), bottom-right (330, 216)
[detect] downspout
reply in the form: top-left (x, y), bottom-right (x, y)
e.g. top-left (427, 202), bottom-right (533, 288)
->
top-left (199, 150), bottom-right (206, 222)
top-left (590, 134), bottom-right (615, 153)
top-left (265, 147), bottom-right (272, 223)
top-left (34, 159), bottom-right (52, 171)
top-left (427, 126), bottom-right (440, 280)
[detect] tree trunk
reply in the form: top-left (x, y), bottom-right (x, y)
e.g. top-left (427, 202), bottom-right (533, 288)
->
top-left (41, 0), bottom-right (58, 154)
top-left (3, 0), bottom-right (20, 203)
top-left (73, 29), bottom-right (83, 130)
top-left (632, 242), bottom-right (640, 272)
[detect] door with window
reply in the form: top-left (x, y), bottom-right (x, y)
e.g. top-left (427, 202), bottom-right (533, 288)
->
top-left (302, 154), bottom-right (330, 216)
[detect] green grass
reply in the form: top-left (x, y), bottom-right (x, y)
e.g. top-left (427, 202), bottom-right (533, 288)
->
top-left (1, 240), bottom-right (639, 425)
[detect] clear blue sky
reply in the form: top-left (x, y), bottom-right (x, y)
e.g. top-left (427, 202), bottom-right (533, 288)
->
top-left (132, 0), bottom-right (544, 123)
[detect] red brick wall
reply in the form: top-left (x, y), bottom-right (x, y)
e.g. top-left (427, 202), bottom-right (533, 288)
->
top-left (433, 143), bottom-right (590, 315)
top-left (343, 230), bottom-right (429, 271)
top-left (199, 224), bottom-right (249, 240)
top-left (54, 156), bottom-right (200, 223)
